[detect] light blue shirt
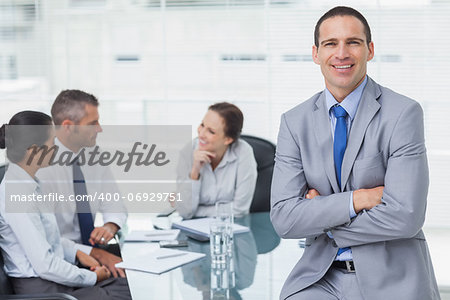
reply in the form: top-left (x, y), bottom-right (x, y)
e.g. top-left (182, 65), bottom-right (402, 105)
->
top-left (0, 163), bottom-right (97, 287)
top-left (325, 76), bottom-right (368, 261)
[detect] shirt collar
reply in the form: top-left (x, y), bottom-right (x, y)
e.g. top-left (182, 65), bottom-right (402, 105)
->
top-left (54, 137), bottom-right (84, 162)
top-left (325, 75), bottom-right (368, 121)
top-left (54, 137), bottom-right (73, 156)
top-left (6, 163), bottom-right (40, 194)
top-left (217, 142), bottom-right (238, 168)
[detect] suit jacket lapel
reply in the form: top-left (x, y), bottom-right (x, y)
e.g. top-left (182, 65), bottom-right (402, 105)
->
top-left (313, 92), bottom-right (340, 193)
top-left (341, 77), bottom-right (382, 190)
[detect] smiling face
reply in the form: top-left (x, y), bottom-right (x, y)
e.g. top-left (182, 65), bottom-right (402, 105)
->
top-left (312, 15), bottom-right (374, 101)
top-left (197, 110), bottom-right (233, 154)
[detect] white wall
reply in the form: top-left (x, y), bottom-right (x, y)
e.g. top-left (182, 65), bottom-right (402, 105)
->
top-left (1, 0), bottom-right (449, 227)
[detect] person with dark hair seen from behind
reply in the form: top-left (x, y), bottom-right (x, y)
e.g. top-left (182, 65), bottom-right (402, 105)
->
top-left (271, 6), bottom-right (440, 300)
top-left (0, 111), bottom-right (131, 299)
top-left (175, 102), bottom-right (257, 219)
top-left (36, 90), bottom-right (128, 278)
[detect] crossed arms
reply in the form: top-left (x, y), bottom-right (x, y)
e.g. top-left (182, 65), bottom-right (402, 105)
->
top-left (270, 101), bottom-right (428, 247)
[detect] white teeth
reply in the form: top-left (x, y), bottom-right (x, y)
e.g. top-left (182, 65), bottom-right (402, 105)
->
top-left (199, 139), bottom-right (206, 144)
top-left (334, 65), bottom-right (352, 69)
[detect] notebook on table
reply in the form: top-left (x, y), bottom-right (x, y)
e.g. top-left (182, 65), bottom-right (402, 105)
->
top-left (172, 217), bottom-right (250, 241)
top-left (116, 248), bottom-right (205, 275)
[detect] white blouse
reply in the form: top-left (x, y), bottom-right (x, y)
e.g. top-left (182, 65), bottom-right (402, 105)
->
top-left (0, 163), bottom-right (96, 287)
top-left (176, 138), bottom-right (257, 219)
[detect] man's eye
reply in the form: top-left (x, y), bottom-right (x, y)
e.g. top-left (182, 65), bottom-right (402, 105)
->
top-left (324, 42), bottom-right (336, 47)
top-left (348, 41), bottom-right (360, 45)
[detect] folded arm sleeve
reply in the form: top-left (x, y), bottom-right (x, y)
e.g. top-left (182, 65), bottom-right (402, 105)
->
top-left (175, 143), bottom-right (201, 219)
top-left (270, 113), bottom-right (351, 239)
top-left (332, 101), bottom-right (428, 247)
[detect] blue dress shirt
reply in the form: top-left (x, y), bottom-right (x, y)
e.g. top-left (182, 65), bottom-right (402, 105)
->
top-left (325, 76), bottom-right (368, 261)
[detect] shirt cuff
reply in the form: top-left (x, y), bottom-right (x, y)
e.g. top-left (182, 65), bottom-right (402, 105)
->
top-left (102, 214), bottom-right (126, 230)
top-left (80, 269), bottom-right (98, 287)
top-left (74, 243), bottom-right (93, 255)
top-left (192, 178), bottom-right (201, 195)
top-left (349, 191), bottom-right (357, 219)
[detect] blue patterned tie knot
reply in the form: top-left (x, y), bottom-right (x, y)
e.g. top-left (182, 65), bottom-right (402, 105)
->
top-left (332, 105), bottom-right (348, 119)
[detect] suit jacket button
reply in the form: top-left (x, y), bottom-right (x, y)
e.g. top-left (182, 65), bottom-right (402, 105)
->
top-left (332, 241), bottom-right (338, 247)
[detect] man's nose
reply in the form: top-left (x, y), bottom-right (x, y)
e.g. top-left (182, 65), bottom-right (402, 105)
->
top-left (335, 43), bottom-right (350, 60)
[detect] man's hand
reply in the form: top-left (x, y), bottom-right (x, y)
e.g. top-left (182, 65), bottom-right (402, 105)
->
top-left (190, 150), bottom-right (216, 180)
top-left (76, 250), bottom-right (100, 268)
top-left (305, 188), bottom-right (320, 199)
top-left (353, 186), bottom-right (384, 213)
top-left (92, 265), bottom-right (111, 283)
top-left (89, 223), bottom-right (119, 246)
top-left (90, 247), bottom-right (126, 278)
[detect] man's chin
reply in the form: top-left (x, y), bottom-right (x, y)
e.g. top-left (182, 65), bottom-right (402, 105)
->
top-left (83, 141), bottom-right (97, 148)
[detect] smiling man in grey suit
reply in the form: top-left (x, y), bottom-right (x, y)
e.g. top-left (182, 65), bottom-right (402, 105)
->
top-left (271, 6), bottom-right (440, 300)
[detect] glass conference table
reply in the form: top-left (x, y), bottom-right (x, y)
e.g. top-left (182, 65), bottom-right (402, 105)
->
top-left (121, 212), bottom-right (304, 300)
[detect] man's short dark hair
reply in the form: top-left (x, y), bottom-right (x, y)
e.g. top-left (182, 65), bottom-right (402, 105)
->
top-left (51, 90), bottom-right (99, 125)
top-left (314, 6), bottom-right (372, 48)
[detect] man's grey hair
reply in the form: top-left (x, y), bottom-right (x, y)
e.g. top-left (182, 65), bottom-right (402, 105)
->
top-left (51, 90), bottom-right (99, 125)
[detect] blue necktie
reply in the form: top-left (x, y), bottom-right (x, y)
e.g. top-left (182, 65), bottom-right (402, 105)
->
top-left (332, 105), bottom-right (348, 188)
top-left (332, 105), bottom-right (350, 256)
top-left (72, 158), bottom-right (94, 245)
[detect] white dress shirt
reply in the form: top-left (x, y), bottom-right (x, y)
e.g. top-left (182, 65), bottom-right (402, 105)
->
top-left (0, 163), bottom-right (97, 287)
top-left (36, 138), bottom-right (127, 254)
top-left (176, 138), bottom-right (257, 219)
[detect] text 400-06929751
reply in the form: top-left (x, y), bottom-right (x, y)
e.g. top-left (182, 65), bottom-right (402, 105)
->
top-left (123, 192), bottom-right (182, 202)
top-left (94, 192), bottom-right (182, 202)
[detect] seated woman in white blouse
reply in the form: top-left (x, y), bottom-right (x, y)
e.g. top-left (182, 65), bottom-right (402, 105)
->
top-left (176, 102), bottom-right (257, 219)
top-left (0, 111), bottom-right (130, 299)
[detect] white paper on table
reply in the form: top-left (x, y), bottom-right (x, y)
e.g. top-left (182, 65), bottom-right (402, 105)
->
top-left (116, 248), bottom-right (205, 275)
top-left (124, 229), bottom-right (180, 242)
top-left (172, 217), bottom-right (250, 239)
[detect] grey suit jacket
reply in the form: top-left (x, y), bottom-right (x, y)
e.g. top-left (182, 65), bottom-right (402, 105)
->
top-left (271, 77), bottom-right (440, 300)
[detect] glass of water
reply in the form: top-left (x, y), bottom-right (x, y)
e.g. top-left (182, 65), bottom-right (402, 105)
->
top-left (210, 265), bottom-right (229, 300)
top-left (215, 201), bottom-right (234, 254)
top-left (215, 201), bottom-right (233, 224)
top-left (210, 220), bottom-right (229, 268)
top-left (215, 201), bottom-right (235, 288)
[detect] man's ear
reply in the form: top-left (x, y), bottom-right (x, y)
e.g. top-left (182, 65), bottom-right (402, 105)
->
top-left (312, 45), bottom-right (320, 65)
top-left (367, 41), bottom-right (375, 62)
top-left (224, 136), bottom-right (233, 146)
top-left (60, 120), bottom-right (75, 133)
top-left (61, 120), bottom-right (74, 126)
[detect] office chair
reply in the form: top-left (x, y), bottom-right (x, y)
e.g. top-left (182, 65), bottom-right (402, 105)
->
top-left (0, 251), bottom-right (78, 300)
top-left (240, 135), bottom-right (276, 213)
